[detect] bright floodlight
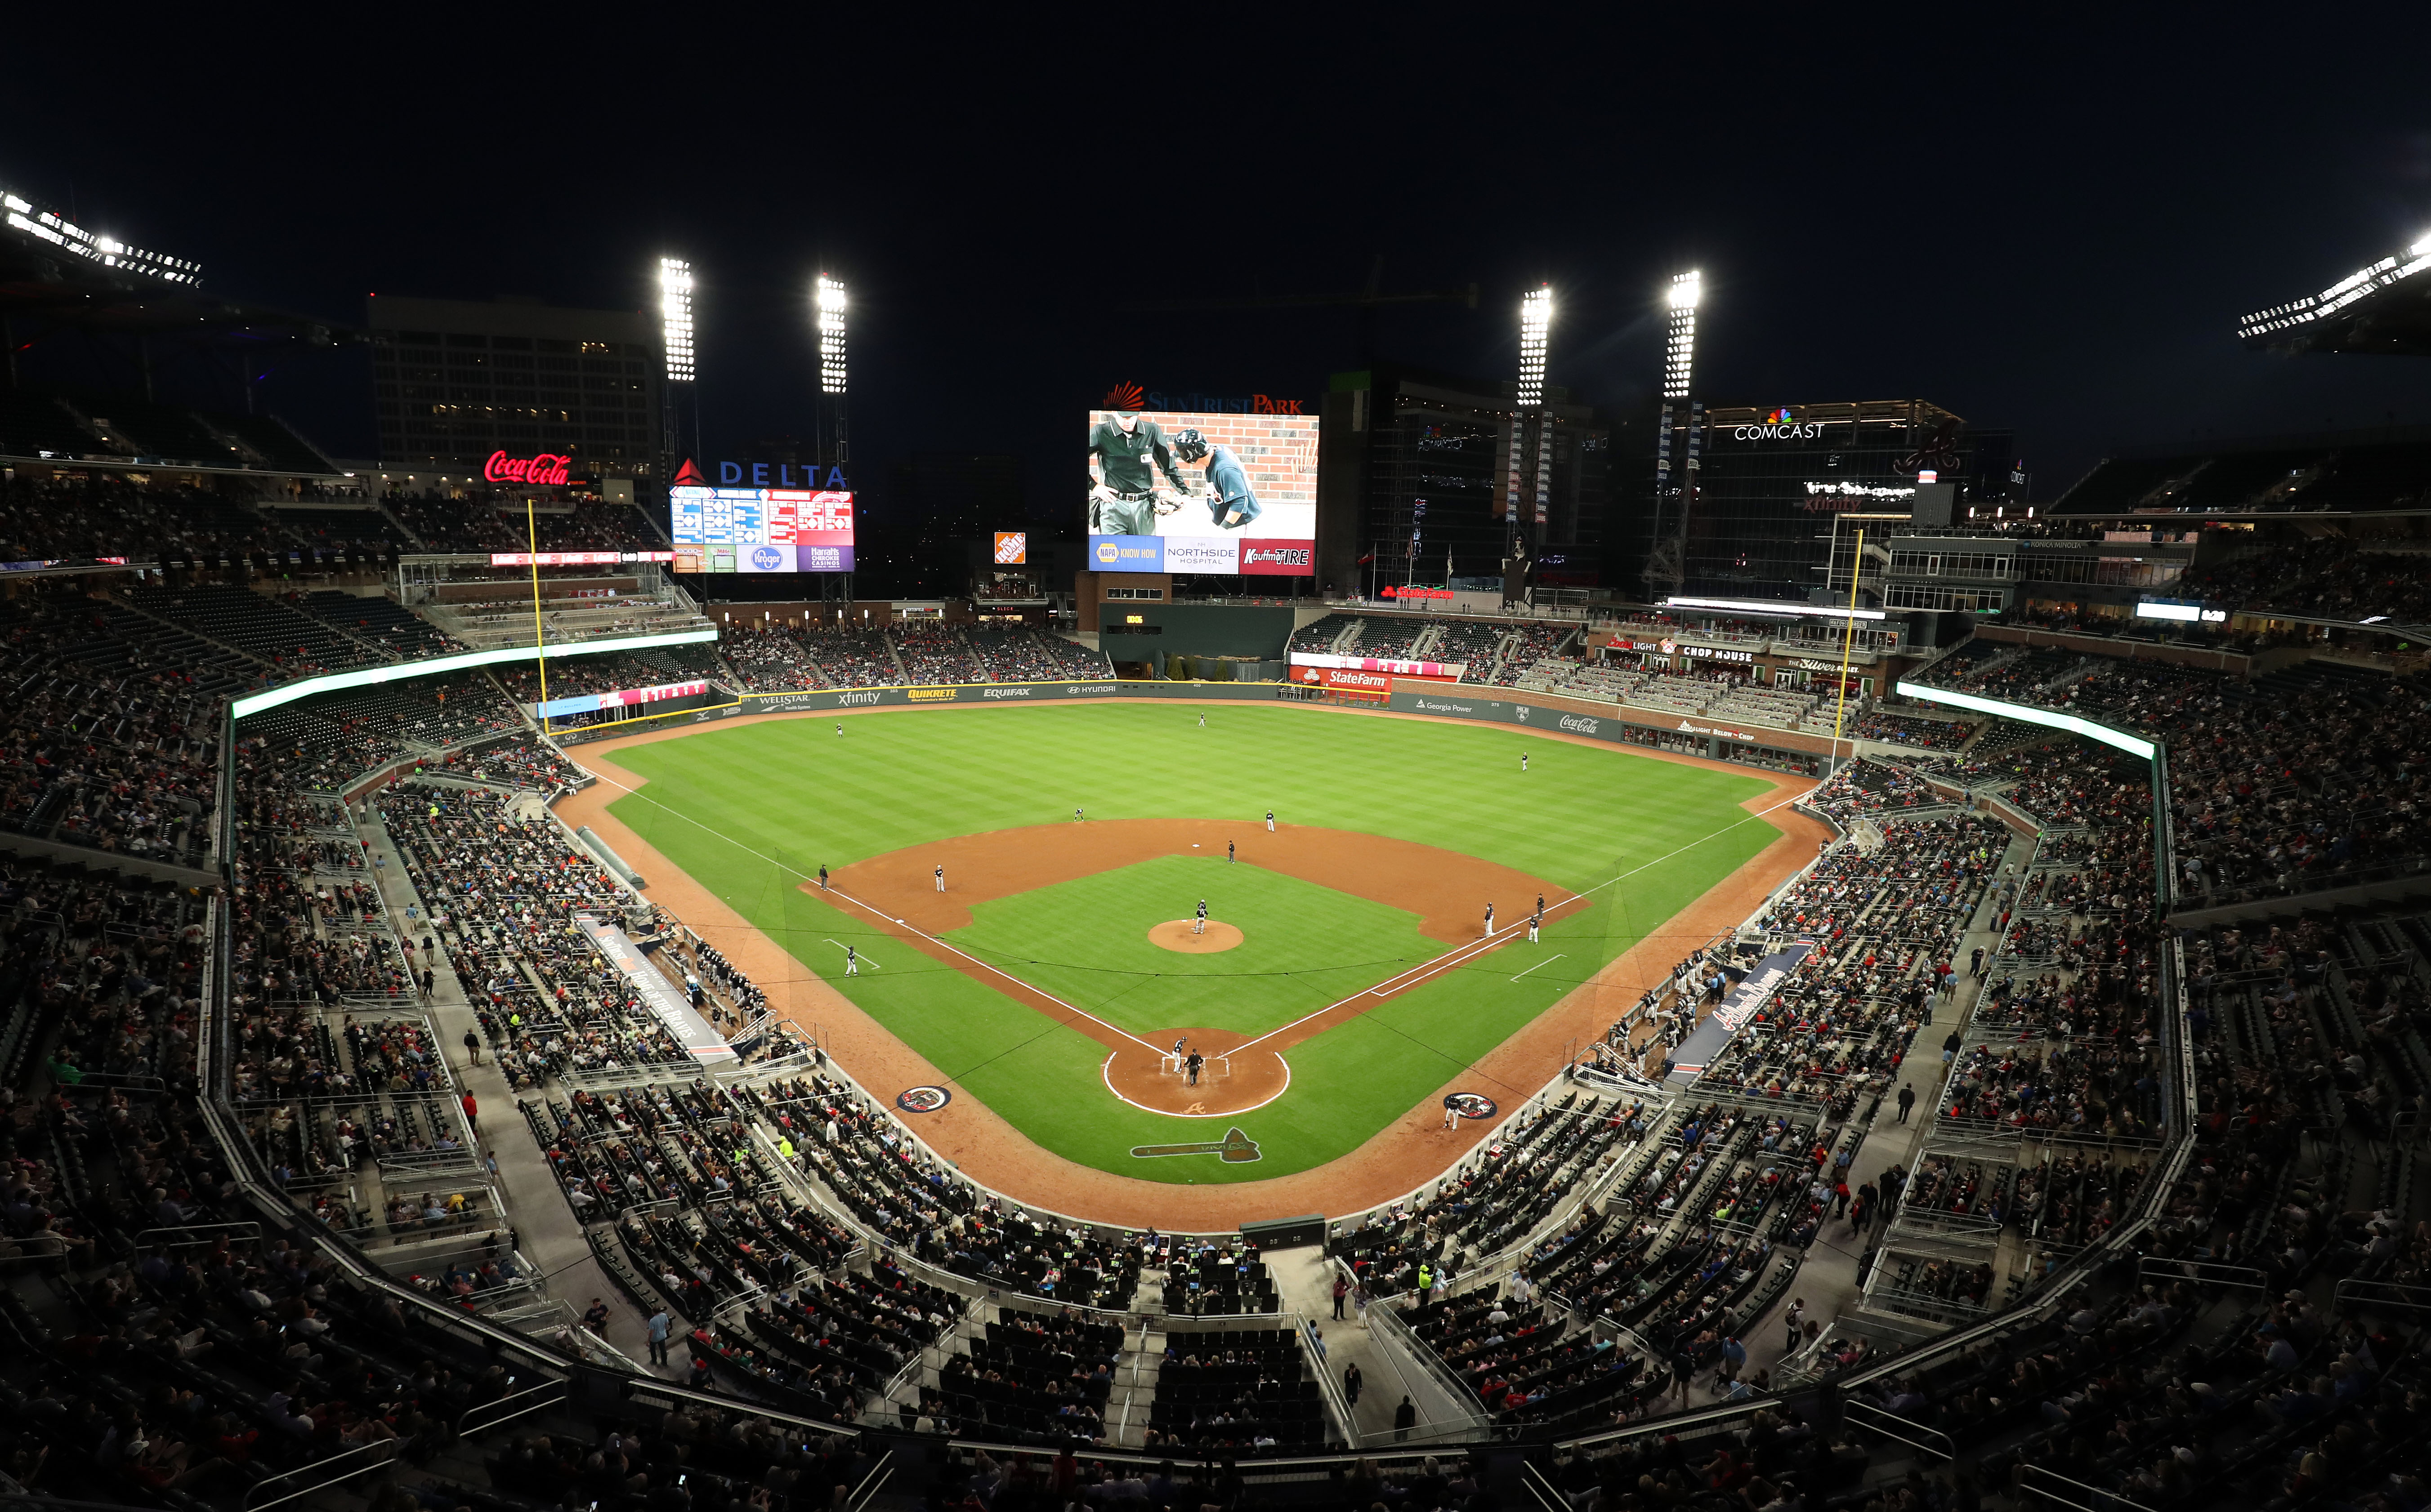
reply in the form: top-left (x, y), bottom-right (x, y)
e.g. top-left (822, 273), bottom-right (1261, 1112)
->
top-left (2239, 236), bottom-right (2431, 342)
top-left (658, 257), bottom-right (695, 384)
top-left (1516, 285), bottom-right (1552, 407)
top-left (816, 274), bottom-right (848, 397)
top-left (1662, 269), bottom-right (1701, 400)
top-left (1, 183), bottom-right (200, 285)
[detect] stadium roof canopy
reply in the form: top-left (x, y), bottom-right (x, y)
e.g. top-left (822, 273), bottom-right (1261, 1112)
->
top-left (2238, 231), bottom-right (2431, 354)
top-left (0, 183), bottom-right (346, 342)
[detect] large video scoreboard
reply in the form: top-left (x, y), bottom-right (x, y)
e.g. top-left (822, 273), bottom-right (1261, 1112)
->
top-left (669, 486), bottom-right (854, 573)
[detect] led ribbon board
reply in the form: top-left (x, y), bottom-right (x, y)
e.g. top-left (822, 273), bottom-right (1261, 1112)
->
top-left (1893, 680), bottom-right (2155, 760)
top-left (230, 628), bottom-right (719, 721)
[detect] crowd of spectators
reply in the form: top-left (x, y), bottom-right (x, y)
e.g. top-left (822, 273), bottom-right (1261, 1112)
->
top-left (0, 472), bottom-right (283, 562)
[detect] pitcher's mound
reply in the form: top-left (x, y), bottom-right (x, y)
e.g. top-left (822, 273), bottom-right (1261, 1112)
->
top-left (1149, 919), bottom-right (1243, 953)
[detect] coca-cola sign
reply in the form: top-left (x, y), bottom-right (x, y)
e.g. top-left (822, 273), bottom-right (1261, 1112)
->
top-left (484, 450), bottom-right (573, 485)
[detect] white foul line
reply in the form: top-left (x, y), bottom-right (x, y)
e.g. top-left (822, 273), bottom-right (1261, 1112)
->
top-left (574, 747), bottom-right (1808, 1063)
top-left (571, 762), bottom-right (1164, 1052)
top-left (1509, 953), bottom-right (1565, 982)
top-left (1228, 789), bottom-right (1809, 1053)
top-left (823, 938), bottom-right (880, 969)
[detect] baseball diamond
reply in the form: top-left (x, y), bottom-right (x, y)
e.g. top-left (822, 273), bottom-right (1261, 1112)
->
top-left (557, 699), bottom-right (1823, 1226)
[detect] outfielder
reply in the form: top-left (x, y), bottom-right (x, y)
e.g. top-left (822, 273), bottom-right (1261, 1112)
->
top-left (1227, 841), bottom-right (1236, 864)
top-left (1088, 411), bottom-right (1189, 536)
top-left (934, 865), bottom-right (945, 892)
top-left (1194, 899), bottom-right (1208, 935)
top-left (1172, 428), bottom-right (1263, 529)
top-left (1521, 752), bottom-right (1528, 772)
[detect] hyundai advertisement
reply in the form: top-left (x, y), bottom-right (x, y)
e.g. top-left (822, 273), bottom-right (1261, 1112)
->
top-left (1086, 408), bottom-right (1317, 575)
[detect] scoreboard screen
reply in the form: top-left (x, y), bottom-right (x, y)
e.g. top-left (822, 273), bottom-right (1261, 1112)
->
top-left (669, 486), bottom-right (855, 573)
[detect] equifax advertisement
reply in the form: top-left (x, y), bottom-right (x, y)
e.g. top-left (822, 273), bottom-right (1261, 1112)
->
top-left (1086, 408), bottom-right (1316, 575)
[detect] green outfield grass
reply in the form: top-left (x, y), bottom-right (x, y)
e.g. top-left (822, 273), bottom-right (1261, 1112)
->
top-left (603, 702), bottom-right (1783, 1183)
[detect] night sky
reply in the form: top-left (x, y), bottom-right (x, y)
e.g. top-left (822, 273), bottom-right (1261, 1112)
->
top-left (9, 13), bottom-right (2431, 527)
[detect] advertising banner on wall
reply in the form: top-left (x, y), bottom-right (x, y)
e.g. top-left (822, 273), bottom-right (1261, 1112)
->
top-left (528, 679), bottom-right (708, 722)
top-left (1085, 407), bottom-right (1318, 575)
top-left (1289, 651), bottom-right (1466, 678)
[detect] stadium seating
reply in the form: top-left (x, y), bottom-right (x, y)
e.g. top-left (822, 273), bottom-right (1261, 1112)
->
top-left (8, 527), bottom-right (2429, 1505)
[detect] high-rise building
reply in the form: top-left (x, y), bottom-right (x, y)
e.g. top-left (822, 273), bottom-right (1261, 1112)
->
top-left (1318, 361), bottom-right (1609, 597)
top-left (367, 294), bottom-right (663, 479)
top-left (1633, 400), bottom-right (2015, 603)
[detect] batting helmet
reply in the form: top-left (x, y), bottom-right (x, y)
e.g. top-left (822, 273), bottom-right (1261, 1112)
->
top-left (1173, 428), bottom-right (1210, 462)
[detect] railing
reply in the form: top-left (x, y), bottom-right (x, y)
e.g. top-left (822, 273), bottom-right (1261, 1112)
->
top-left (2017, 1463), bottom-right (2159, 1512)
top-left (2139, 1255), bottom-right (2268, 1290)
top-left (241, 1439), bottom-right (402, 1512)
top-left (453, 1378), bottom-right (571, 1438)
top-left (2333, 1276), bottom-right (2431, 1315)
top-left (846, 1450), bottom-right (895, 1512)
top-left (134, 1220), bottom-right (262, 1249)
top-left (1842, 1397), bottom-right (1954, 1462)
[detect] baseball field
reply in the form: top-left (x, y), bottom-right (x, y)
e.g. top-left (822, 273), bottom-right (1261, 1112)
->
top-left (585, 701), bottom-right (1792, 1192)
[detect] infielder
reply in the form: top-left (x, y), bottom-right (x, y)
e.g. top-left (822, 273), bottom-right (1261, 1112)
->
top-left (1194, 899), bottom-right (1208, 935)
top-left (934, 865), bottom-right (945, 892)
top-left (1075, 807), bottom-right (1084, 822)
top-left (845, 945), bottom-right (858, 976)
top-left (1528, 913), bottom-right (1541, 944)
top-left (1088, 410), bottom-right (1189, 536)
top-left (1265, 809), bottom-right (1275, 832)
top-left (1172, 428), bottom-right (1263, 529)
top-left (818, 865), bottom-right (829, 889)
top-left (1227, 841), bottom-right (1236, 864)
top-left (1484, 902), bottom-right (1496, 935)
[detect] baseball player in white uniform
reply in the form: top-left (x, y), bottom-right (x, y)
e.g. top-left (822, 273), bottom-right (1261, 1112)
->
top-left (1484, 903), bottom-right (1496, 935)
top-left (934, 865), bottom-right (945, 892)
top-left (1194, 899), bottom-right (1208, 935)
top-left (1265, 809), bottom-right (1275, 832)
top-left (845, 945), bottom-right (858, 975)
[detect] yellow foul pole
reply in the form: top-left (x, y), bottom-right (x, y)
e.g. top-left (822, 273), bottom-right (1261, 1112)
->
top-left (527, 500), bottom-right (550, 731)
top-left (1828, 526), bottom-right (1864, 775)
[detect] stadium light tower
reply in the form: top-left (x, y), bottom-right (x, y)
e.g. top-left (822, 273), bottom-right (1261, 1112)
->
top-left (656, 256), bottom-right (697, 483)
top-left (816, 274), bottom-right (848, 397)
top-left (1516, 284), bottom-right (1552, 406)
top-left (1662, 269), bottom-right (1700, 400)
top-left (658, 258), bottom-right (695, 382)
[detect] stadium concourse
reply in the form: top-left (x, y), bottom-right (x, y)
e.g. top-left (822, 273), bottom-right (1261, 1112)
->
top-left (0, 475), bottom-right (2427, 1512)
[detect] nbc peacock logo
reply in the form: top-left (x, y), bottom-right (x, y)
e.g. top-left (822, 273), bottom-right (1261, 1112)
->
top-left (1762, 406), bottom-right (1797, 426)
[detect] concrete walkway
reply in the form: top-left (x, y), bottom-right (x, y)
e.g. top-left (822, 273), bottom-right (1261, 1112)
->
top-left (1720, 830), bottom-right (2033, 1393)
top-left (348, 796), bottom-right (679, 1378)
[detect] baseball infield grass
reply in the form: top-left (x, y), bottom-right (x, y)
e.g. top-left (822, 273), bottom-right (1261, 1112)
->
top-left (948, 856), bottom-right (1435, 1037)
top-left (605, 702), bottom-right (1781, 1184)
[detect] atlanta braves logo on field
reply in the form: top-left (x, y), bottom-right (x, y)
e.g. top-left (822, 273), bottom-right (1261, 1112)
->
top-left (896, 1085), bottom-right (952, 1114)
